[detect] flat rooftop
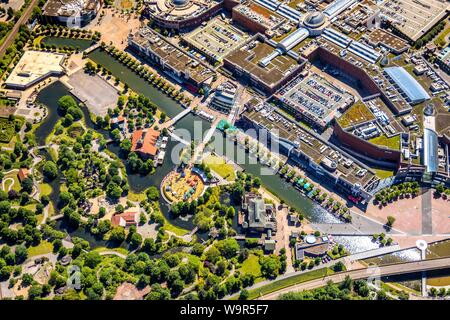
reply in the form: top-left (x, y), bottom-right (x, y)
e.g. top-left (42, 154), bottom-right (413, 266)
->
top-left (313, 37), bottom-right (412, 114)
top-left (182, 17), bottom-right (249, 61)
top-left (277, 71), bottom-right (354, 127)
top-left (43, 0), bottom-right (99, 17)
top-left (367, 29), bottom-right (410, 53)
top-left (380, 0), bottom-right (450, 41)
top-left (244, 105), bottom-right (376, 187)
top-left (145, 0), bottom-right (221, 21)
top-left (224, 38), bottom-right (302, 88)
top-left (233, 2), bottom-right (286, 30)
top-left (337, 100), bottom-right (375, 129)
top-left (130, 27), bottom-right (215, 85)
top-left (5, 51), bottom-right (65, 88)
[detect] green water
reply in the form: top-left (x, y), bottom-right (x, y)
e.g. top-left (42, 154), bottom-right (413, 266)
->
top-left (41, 37), bottom-right (94, 50)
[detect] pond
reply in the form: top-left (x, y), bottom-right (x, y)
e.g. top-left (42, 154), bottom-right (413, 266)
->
top-left (41, 37), bottom-right (95, 51)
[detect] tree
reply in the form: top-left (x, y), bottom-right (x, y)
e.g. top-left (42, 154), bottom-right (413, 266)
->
top-left (14, 245), bottom-right (28, 264)
top-left (239, 289), bottom-right (249, 300)
top-left (84, 252), bottom-right (102, 268)
top-left (58, 95), bottom-right (78, 115)
top-left (42, 161), bottom-right (58, 181)
top-left (146, 186), bottom-right (160, 201)
top-left (217, 239), bottom-right (239, 259)
top-left (260, 255), bottom-right (281, 279)
top-left (21, 178), bottom-right (33, 194)
top-left (386, 216), bottom-right (396, 227)
top-left (129, 232), bottom-right (142, 248)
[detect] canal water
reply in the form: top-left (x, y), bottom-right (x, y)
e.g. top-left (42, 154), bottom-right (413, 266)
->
top-left (364, 240), bottom-right (450, 288)
top-left (41, 37), bottom-right (95, 51)
top-left (32, 46), bottom-right (382, 251)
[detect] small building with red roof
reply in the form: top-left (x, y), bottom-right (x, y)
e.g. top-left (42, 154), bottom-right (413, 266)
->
top-left (131, 129), bottom-right (160, 159)
top-left (111, 211), bottom-right (138, 227)
top-left (17, 168), bottom-right (29, 182)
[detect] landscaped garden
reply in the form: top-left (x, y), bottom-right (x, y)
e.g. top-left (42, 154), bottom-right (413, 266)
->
top-left (162, 168), bottom-right (205, 204)
top-left (0, 117), bottom-right (18, 143)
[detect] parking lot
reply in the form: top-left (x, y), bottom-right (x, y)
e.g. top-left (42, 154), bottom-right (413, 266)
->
top-left (279, 72), bottom-right (354, 125)
top-left (182, 17), bottom-right (249, 62)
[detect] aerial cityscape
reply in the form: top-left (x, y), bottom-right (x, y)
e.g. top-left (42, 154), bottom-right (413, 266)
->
top-left (0, 0), bottom-right (449, 303)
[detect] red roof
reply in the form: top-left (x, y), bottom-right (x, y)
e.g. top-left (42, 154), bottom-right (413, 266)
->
top-left (17, 168), bottom-right (29, 182)
top-left (111, 211), bottom-right (137, 227)
top-left (131, 129), bottom-right (160, 157)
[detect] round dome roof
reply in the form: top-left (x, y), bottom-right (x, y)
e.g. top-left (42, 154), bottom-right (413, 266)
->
top-left (305, 235), bottom-right (317, 244)
top-left (304, 12), bottom-right (326, 28)
top-left (171, 0), bottom-right (189, 6)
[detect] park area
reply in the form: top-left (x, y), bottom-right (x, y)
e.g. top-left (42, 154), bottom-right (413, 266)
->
top-left (162, 168), bottom-right (205, 203)
top-left (0, 117), bottom-right (17, 143)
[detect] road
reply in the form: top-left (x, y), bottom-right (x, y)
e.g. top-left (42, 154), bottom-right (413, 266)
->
top-left (257, 257), bottom-right (450, 300)
top-left (0, 0), bottom-right (40, 60)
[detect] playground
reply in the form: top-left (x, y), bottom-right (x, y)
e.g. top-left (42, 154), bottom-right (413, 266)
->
top-left (162, 167), bottom-right (205, 204)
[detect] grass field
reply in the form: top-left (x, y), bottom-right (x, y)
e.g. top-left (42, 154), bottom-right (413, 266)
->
top-left (374, 168), bottom-right (395, 179)
top-left (369, 134), bottom-right (401, 150)
top-left (39, 183), bottom-right (53, 196)
top-left (2, 172), bottom-right (20, 192)
top-left (239, 254), bottom-right (262, 280)
top-left (204, 155), bottom-right (236, 181)
top-left (27, 241), bottom-right (54, 257)
top-left (92, 247), bottom-right (129, 256)
top-left (127, 190), bottom-right (147, 202)
top-left (242, 267), bottom-right (334, 300)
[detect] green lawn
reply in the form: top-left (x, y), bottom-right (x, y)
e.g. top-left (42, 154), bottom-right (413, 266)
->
top-left (374, 168), bottom-right (395, 179)
top-left (204, 155), bottom-right (236, 181)
top-left (27, 241), bottom-right (54, 257)
top-left (239, 254), bottom-right (262, 278)
top-left (242, 267), bottom-right (334, 300)
top-left (2, 172), bottom-right (21, 192)
top-left (127, 190), bottom-right (147, 202)
top-left (92, 247), bottom-right (129, 256)
top-left (39, 183), bottom-right (53, 196)
top-left (368, 134), bottom-right (401, 150)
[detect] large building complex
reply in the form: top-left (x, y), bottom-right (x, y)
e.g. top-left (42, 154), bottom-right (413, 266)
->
top-left (223, 34), bottom-right (307, 94)
top-left (380, 0), bottom-right (449, 42)
top-left (5, 51), bottom-right (66, 90)
top-left (42, 0), bottom-right (103, 27)
top-left (275, 71), bottom-right (354, 129)
top-left (181, 17), bottom-right (249, 62)
top-left (128, 27), bottom-right (215, 93)
top-left (143, 0), bottom-right (226, 30)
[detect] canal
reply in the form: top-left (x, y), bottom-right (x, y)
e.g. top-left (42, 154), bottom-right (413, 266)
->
top-left (33, 46), bottom-right (379, 250)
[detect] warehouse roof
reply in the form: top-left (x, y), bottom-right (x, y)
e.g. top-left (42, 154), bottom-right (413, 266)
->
top-left (384, 67), bottom-right (430, 104)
